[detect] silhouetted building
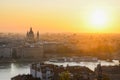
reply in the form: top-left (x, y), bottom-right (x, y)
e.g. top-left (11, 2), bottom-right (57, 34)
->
top-left (26, 27), bottom-right (40, 43)
top-left (95, 65), bottom-right (120, 80)
top-left (95, 64), bottom-right (102, 80)
top-left (26, 27), bottom-right (35, 43)
top-left (36, 31), bottom-right (40, 41)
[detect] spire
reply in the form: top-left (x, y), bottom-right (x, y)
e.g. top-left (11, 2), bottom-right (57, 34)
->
top-left (37, 31), bottom-right (39, 40)
top-left (30, 27), bottom-right (33, 32)
top-left (26, 31), bottom-right (28, 36)
top-left (29, 27), bottom-right (34, 34)
top-left (97, 63), bottom-right (102, 80)
top-left (37, 31), bottom-right (39, 36)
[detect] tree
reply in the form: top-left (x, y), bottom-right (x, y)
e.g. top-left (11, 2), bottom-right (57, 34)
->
top-left (59, 71), bottom-right (71, 80)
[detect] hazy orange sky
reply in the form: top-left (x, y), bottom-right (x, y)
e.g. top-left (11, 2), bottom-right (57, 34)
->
top-left (0, 0), bottom-right (120, 33)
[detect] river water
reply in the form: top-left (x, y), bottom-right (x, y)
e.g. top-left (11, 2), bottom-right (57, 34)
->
top-left (0, 60), bottom-right (119, 80)
top-left (0, 63), bottom-right (30, 80)
top-left (45, 60), bottom-right (119, 71)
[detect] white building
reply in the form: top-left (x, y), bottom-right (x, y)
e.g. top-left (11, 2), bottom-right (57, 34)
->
top-left (30, 63), bottom-right (53, 80)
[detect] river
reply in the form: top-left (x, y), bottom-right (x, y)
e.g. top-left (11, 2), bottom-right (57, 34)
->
top-left (0, 63), bottom-right (30, 80)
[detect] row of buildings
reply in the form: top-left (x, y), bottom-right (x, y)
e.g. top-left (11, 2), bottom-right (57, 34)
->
top-left (0, 27), bottom-right (120, 60)
top-left (12, 63), bottom-right (95, 80)
top-left (12, 62), bottom-right (120, 80)
top-left (0, 28), bottom-right (63, 59)
top-left (11, 62), bottom-right (120, 80)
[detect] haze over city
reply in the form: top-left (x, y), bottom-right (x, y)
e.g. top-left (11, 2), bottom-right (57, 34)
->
top-left (1, 0), bottom-right (120, 33)
top-left (0, 0), bottom-right (120, 80)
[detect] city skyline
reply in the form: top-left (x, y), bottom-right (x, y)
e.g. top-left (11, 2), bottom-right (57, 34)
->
top-left (1, 0), bottom-right (120, 33)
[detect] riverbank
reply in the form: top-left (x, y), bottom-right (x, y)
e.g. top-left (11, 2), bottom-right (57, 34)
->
top-left (0, 58), bottom-right (45, 63)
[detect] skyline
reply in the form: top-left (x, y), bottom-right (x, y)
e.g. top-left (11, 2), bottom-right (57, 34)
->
top-left (0, 0), bottom-right (120, 33)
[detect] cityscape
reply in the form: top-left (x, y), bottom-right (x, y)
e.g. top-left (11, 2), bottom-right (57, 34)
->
top-left (0, 0), bottom-right (120, 80)
top-left (0, 27), bottom-right (119, 80)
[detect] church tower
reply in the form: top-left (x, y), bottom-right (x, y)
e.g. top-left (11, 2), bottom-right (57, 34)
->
top-left (36, 31), bottom-right (40, 41)
top-left (26, 27), bottom-right (35, 43)
top-left (95, 63), bottom-right (102, 80)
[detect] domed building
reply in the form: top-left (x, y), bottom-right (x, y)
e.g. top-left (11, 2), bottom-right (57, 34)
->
top-left (26, 27), bottom-right (39, 43)
top-left (14, 27), bottom-right (43, 59)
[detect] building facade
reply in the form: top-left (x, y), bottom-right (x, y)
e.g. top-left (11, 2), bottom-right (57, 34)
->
top-left (16, 46), bottom-right (43, 58)
top-left (30, 63), bottom-right (95, 80)
top-left (0, 47), bottom-right (12, 58)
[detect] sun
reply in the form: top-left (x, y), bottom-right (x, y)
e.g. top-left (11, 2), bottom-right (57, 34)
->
top-left (90, 9), bottom-right (108, 29)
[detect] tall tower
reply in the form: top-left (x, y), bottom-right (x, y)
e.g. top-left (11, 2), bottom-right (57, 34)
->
top-left (26, 27), bottom-right (35, 43)
top-left (36, 31), bottom-right (39, 41)
top-left (26, 31), bottom-right (29, 37)
top-left (95, 64), bottom-right (102, 80)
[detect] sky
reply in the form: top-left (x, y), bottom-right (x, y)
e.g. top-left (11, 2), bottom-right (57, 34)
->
top-left (0, 0), bottom-right (120, 33)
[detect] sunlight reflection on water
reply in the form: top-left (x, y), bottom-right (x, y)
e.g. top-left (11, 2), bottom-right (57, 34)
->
top-left (0, 63), bottom-right (30, 80)
top-left (45, 60), bottom-right (119, 71)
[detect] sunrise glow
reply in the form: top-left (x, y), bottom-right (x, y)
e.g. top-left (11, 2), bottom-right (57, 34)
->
top-left (0, 0), bottom-right (119, 33)
top-left (90, 9), bottom-right (108, 28)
